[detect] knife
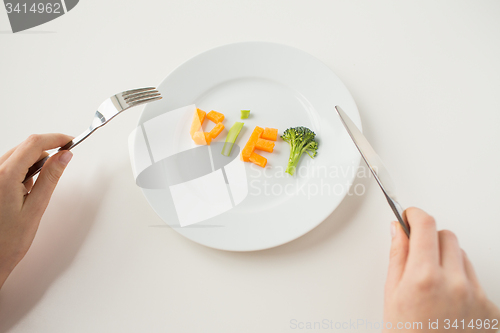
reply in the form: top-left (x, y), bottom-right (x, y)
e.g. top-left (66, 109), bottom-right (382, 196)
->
top-left (335, 106), bottom-right (410, 237)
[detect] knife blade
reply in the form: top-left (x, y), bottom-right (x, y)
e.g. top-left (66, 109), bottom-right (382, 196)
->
top-left (335, 106), bottom-right (410, 237)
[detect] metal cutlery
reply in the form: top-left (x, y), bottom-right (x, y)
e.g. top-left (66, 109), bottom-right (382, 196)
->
top-left (335, 106), bottom-right (410, 237)
top-left (23, 87), bottom-right (162, 183)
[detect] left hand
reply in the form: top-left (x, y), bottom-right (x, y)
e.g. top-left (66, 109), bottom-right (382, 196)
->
top-left (0, 133), bottom-right (73, 290)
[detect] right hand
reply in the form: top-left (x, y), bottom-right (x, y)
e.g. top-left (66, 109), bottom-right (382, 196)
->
top-left (383, 207), bottom-right (500, 332)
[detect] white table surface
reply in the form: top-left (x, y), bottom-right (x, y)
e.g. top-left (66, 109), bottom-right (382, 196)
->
top-left (1, 1), bottom-right (499, 332)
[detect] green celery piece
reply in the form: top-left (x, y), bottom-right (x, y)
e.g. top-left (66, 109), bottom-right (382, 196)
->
top-left (240, 110), bottom-right (250, 119)
top-left (221, 122), bottom-right (244, 156)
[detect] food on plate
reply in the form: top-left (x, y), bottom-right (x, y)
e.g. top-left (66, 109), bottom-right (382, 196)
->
top-left (261, 127), bottom-right (278, 141)
top-left (281, 126), bottom-right (319, 175)
top-left (255, 138), bottom-right (274, 153)
top-left (249, 152), bottom-right (267, 168)
top-left (209, 122), bottom-right (225, 139)
top-left (241, 126), bottom-right (264, 162)
top-left (191, 108), bottom-right (226, 145)
top-left (240, 110), bottom-right (250, 119)
top-left (190, 108), bottom-right (278, 167)
top-left (190, 108), bottom-right (206, 138)
top-left (221, 122), bottom-right (244, 156)
top-left (206, 110), bottom-right (225, 124)
top-left (241, 126), bottom-right (278, 168)
top-left (192, 131), bottom-right (212, 145)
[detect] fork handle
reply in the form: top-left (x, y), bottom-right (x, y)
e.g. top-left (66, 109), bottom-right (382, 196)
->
top-left (23, 128), bottom-right (93, 183)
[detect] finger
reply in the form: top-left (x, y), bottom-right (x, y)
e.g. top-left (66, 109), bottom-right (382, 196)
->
top-left (24, 177), bottom-right (34, 193)
top-left (405, 207), bottom-right (440, 268)
top-left (23, 150), bottom-right (49, 192)
top-left (3, 134), bottom-right (73, 182)
top-left (23, 151), bottom-right (72, 217)
top-left (0, 145), bottom-right (19, 166)
top-left (385, 221), bottom-right (410, 296)
top-left (438, 230), bottom-right (465, 274)
top-left (462, 249), bottom-right (481, 289)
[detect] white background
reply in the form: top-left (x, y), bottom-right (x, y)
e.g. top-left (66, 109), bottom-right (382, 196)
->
top-left (1, 1), bottom-right (499, 332)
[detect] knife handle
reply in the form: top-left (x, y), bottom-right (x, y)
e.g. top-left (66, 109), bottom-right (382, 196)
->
top-left (386, 196), bottom-right (410, 237)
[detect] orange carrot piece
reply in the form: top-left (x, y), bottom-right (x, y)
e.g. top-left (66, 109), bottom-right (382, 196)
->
top-left (190, 108), bottom-right (206, 138)
top-left (261, 127), bottom-right (278, 141)
top-left (206, 110), bottom-right (225, 124)
top-left (249, 152), bottom-right (267, 168)
top-left (241, 126), bottom-right (264, 162)
top-left (193, 131), bottom-right (212, 145)
top-left (255, 138), bottom-right (275, 153)
top-left (209, 122), bottom-right (224, 139)
top-left (241, 144), bottom-right (254, 162)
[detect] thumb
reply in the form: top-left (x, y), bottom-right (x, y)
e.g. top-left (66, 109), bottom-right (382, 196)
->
top-left (23, 151), bottom-right (72, 217)
top-left (385, 221), bottom-right (409, 296)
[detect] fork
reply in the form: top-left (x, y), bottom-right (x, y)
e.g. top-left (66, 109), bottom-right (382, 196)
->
top-left (23, 87), bottom-right (162, 183)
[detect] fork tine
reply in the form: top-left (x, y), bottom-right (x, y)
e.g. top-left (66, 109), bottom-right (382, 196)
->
top-left (126, 93), bottom-right (161, 105)
top-left (122, 87), bottom-right (156, 96)
top-left (124, 91), bottom-right (160, 103)
top-left (128, 96), bottom-right (162, 107)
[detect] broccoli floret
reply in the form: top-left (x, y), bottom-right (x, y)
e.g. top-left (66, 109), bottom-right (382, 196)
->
top-left (281, 126), bottom-right (319, 175)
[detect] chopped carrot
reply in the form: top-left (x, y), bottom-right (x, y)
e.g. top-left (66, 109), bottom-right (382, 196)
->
top-left (261, 127), bottom-right (278, 141)
top-left (241, 143), bottom-right (255, 162)
top-left (209, 122), bottom-right (224, 139)
top-left (241, 126), bottom-right (277, 167)
top-left (190, 108), bottom-right (227, 145)
top-left (241, 126), bottom-right (264, 162)
top-left (190, 108), bottom-right (206, 138)
top-left (206, 110), bottom-right (224, 124)
top-left (193, 131), bottom-right (212, 145)
top-left (255, 138), bottom-right (275, 153)
top-left (249, 152), bottom-right (267, 168)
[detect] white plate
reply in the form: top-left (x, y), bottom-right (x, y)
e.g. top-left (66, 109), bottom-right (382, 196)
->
top-left (132, 42), bottom-right (362, 251)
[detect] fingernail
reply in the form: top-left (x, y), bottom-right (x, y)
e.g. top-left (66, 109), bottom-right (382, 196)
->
top-left (391, 221), bottom-right (396, 238)
top-left (59, 151), bottom-right (73, 165)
